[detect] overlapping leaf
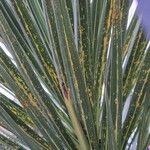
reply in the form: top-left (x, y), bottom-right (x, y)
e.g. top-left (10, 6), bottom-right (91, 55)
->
top-left (0, 0), bottom-right (150, 150)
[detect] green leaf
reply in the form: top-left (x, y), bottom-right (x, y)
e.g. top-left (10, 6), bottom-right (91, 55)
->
top-left (0, 0), bottom-right (150, 149)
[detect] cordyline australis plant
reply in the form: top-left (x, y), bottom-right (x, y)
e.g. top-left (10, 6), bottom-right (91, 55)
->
top-left (0, 0), bottom-right (150, 150)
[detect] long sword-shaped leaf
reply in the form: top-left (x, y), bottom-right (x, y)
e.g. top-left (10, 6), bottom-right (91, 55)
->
top-left (122, 48), bottom-right (150, 149)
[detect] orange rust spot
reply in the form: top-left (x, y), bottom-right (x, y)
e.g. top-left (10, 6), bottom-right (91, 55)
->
top-left (88, 88), bottom-right (92, 97)
top-left (22, 100), bottom-right (29, 108)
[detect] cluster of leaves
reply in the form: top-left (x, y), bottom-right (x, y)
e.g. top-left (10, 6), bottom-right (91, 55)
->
top-left (0, 0), bottom-right (150, 149)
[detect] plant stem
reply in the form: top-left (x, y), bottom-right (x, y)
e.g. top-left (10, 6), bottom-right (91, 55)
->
top-left (65, 94), bottom-right (90, 150)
